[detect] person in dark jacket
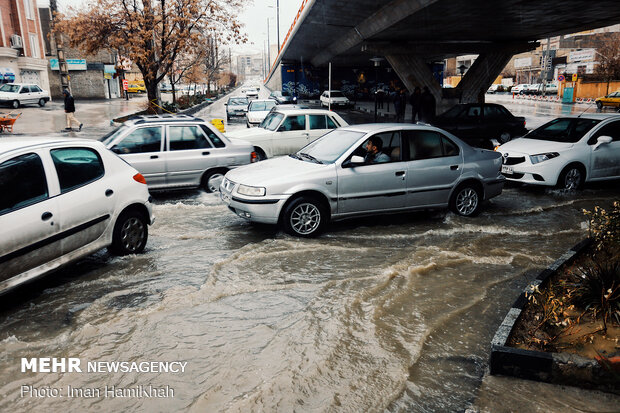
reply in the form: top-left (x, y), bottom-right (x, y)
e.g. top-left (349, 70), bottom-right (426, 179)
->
top-left (63, 89), bottom-right (83, 131)
top-left (409, 87), bottom-right (421, 123)
top-left (419, 86), bottom-right (436, 123)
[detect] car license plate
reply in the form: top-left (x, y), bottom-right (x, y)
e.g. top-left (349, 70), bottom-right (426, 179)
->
top-left (501, 165), bottom-right (514, 174)
top-left (221, 191), bottom-right (231, 206)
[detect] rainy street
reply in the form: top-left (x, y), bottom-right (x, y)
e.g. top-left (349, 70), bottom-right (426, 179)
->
top-left (1, 91), bottom-right (619, 412)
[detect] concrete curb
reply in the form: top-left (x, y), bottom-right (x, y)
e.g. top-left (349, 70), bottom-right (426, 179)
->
top-left (490, 238), bottom-right (619, 394)
top-left (354, 104), bottom-right (394, 119)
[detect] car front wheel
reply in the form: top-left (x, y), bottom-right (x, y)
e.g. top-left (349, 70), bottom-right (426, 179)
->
top-left (450, 184), bottom-right (482, 217)
top-left (282, 196), bottom-right (326, 237)
top-left (38, 98), bottom-right (46, 107)
top-left (557, 165), bottom-right (584, 190)
top-left (110, 210), bottom-right (148, 255)
top-left (596, 101), bottom-right (603, 109)
top-left (202, 170), bottom-right (226, 193)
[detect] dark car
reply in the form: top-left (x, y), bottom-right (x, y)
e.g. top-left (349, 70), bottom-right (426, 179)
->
top-left (432, 103), bottom-right (527, 148)
top-left (268, 90), bottom-right (297, 104)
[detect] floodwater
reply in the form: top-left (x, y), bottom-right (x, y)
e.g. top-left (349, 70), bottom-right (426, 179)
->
top-left (1, 92), bottom-right (619, 412)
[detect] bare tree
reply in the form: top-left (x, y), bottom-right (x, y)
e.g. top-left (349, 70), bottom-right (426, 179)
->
top-left (594, 33), bottom-right (620, 95)
top-left (55, 0), bottom-right (246, 112)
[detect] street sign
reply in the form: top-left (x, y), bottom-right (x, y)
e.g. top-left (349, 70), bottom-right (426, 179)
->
top-left (122, 79), bottom-right (128, 91)
top-left (572, 73), bottom-right (578, 82)
top-left (557, 75), bottom-right (565, 82)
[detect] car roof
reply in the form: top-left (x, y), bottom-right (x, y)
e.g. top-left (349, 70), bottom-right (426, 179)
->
top-left (338, 123), bottom-right (439, 134)
top-left (0, 136), bottom-right (100, 155)
top-left (272, 108), bottom-right (341, 116)
top-left (552, 113), bottom-right (620, 121)
top-left (249, 99), bottom-right (275, 103)
top-left (123, 114), bottom-right (206, 125)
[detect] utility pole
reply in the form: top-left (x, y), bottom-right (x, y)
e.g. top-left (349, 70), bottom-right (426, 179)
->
top-left (49, 0), bottom-right (70, 94)
top-left (276, 0), bottom-right (280, 51)
top-left (267, 18), bottom-right (271, 74)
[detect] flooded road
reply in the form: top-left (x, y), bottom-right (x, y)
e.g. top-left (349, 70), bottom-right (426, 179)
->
top-left (1, 93), bottom-right (619, 412)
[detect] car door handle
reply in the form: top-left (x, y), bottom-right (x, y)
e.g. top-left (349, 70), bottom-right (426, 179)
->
top-left (395, 171), bottom-right (406, 176)
top-left (41, 212), bottom-right (53, 221)
top-left (105, 189), bottom-right (114, 197)
top-left (150, 155), bottom-right (159, 159)
top-left (202, 151), bottom-right (210, 156)
top-left (450, 165), bottom-right (459, 170)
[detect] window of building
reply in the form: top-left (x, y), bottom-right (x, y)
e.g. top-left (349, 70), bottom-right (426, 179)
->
top-left (24, 0), bottom-right (35, 20)
top-left (29, 34), bottom-right (39, 58)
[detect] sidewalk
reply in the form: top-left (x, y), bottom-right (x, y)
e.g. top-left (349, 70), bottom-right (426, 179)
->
top-left (353, 100), bottom-right (417, 122)
top-left (4, 96), bottom-right (148, 137)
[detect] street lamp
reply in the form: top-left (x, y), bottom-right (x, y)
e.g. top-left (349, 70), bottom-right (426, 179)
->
top-left (370, 57), bottom-right (383, 122)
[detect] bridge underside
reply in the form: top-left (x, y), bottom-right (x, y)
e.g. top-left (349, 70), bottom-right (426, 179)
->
top-left (273, 0), bottom-right (620, 105)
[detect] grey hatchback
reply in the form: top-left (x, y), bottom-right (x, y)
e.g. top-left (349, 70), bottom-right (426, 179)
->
top-left (101, 115), bottom-right (256, 192)
top-left (220, 124), bottom-right (505, 236)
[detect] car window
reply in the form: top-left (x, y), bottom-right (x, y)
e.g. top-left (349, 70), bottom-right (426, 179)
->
top-left (440, 105), bottom-right (465, 118)
top-left (302, 129), bottom-right (365, 164)
top-left (279, 115), bottom-right (306, 131)
top-left (406, 130), bottom-right (444, 160)
top-left (528, 118), bottom-right (601, 143)
top-left (0, 153), bottom-right (48, 214)
top-left (484, 106), bottom-right (504, 119)
top-left (466, 105), bottom-right (482, 118)
top-left (0, 84), bottom-right (19, 93)
top-left (588, 120), bottom-right (620, 144)
top-left (309, 115), bottom-right (328, 130)
top-left (229, 97), bottom-right (248, 105)
top-left (200, 124), bottom-right (226, 148)
top-left (20, 86), bottom-right (30, 94)
top-left (330, 91), bottom-right (345, 98)
top-left (31, 85), bottom-right (42, 92)
top-left (249, 101), bottom-right (276, 111)
top-left (169, 126), bottom-right (212, 150)
top-left (326, 116), bottom-right (339, 128)
top-left (51, 148), bottom-right (105, 193)
top-left (442, 135), bottom-right (460, 156)
top-left (113, 126), bottom-right (162, 154)
top-left (261, 112), bottom-right (284, 131)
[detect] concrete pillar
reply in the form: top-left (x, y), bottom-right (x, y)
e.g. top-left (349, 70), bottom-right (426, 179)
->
top-left (456, 52), bottom-right (514, 103)
top-left (385, 54), bottom-right (442, 101)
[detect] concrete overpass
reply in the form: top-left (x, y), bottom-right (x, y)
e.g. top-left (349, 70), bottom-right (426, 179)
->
top-left (265, 0), bottom-right (620, 105)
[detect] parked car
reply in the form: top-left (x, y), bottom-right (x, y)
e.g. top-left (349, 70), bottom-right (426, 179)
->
top-left (127, 81), bottom-right (146, 93)
top-left (0, 137), bottom-right (154, 296)
top-left (596, 91), bottom-right (620, 109)
top-left (220, 124), bottom-right (504, 237)
top-left (226, 108), bottom-right (347, 160)
top-left (225, 96), bottom-right (249, 120)
top-left (100, 114), bottom-right (257, 193)
top-left (511, 84), bottom-right (530, 94)
top-left (0, 83), bottom-right (50, 108)
top-left (487, 84), bottom-right (503, 94)
top-left (245, 99), bottom-right (277, 128)
top-left (526, 83), bottom-right (558, 95)
top-left (496, 114), bottom-right (620, 190)
top-left (269, 90), bottom-right (297, 104)
top-left (320, 90), bottom-right (351, 108)
top-left (432, 103), bottom-right (527, 148)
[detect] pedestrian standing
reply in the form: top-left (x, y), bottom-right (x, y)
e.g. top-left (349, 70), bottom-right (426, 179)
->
top-left (63, 89), bottom-right (83, 131)
top-left (419, 86), bottom-right (436, 123)
top-left (398, 89), bottom-right (407, 122)
top-left (409, 87), bottom-right (421, 123)
top-left (376, 87), bottom-right (385, 109)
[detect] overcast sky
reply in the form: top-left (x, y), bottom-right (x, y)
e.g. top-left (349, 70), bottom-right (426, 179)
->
top-left (39, 0), bottom-right (303, 56)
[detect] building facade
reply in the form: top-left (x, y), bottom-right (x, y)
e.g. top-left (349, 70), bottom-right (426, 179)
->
top-left (0, 0), bottom-right (49, 93)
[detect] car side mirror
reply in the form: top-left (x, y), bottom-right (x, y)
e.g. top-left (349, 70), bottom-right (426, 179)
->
top-left (110, 146), bottom-right (122, 154)
top-left (343, 155), bottom-right (365, 168)
top-left (593, 135), bottom-right (613, 151)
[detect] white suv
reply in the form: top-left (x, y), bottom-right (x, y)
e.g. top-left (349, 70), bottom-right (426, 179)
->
top-left (0, 137), bottom-right (154, 295)
top-left (0, 83), bottom-right (50, 108)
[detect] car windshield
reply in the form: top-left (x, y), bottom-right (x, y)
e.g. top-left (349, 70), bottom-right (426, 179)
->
top-left (100, 125), bottom-right (129, 145)
top-left (526, 118), bottom-right (601, 143)
top-left (296, 129), bottom-right (365, 164)
top-left (249, 101), bottom-right (276, 111)
top-left (330, 91), bottom-right (345, 98)
top-left (440, 105), bottom-right (464, 118)
top-left (281, 91), bottom-right (291, 97)
top-left (260, 112), bottom-right (284, 130)
top-left (0, 84), bottom-right (20, 93)
top-left (229, 98), bottom-right (248, 105)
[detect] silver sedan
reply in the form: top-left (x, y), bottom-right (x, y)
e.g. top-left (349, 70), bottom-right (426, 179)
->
top-left (220, 124), bottom-right (505, 237)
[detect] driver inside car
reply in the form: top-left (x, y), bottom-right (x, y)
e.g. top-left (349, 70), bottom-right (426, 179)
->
top-left (364, 136), bottom-right (390, 163)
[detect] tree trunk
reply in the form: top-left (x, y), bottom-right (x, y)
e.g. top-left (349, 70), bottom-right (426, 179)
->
top-left (172, 83), bottom-right (177, 105)
top-left (144, 78), bottom-right (160, 114)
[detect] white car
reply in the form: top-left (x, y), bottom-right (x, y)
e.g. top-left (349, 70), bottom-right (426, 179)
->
top-left (226, 108), bottom-right (348, 160)
top-left (245, 99), bottom-right (277, 127)
top-left (0, 83), bottom-right (50, 108)
top-left (511, 84), bottom-right (530, 94)
top-left (0, 137), bottom-right (154, 295)
top-left (496, 114), bottom-right (620, 190)
top-left (320, 90), bottom-right (351, 108)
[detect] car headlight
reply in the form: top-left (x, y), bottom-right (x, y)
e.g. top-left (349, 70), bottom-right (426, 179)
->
top-left (237, 184), bottom-right (266, 197)
top-left (530, 152), bottom-right (559, 164)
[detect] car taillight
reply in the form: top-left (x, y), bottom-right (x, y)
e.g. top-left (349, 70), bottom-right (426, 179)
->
top-left (251, 151), bottom-right (258, 163)
top-left (523, 120), bottom-right (527, 127)
top-left (133, 173), bottom-right (147, 184)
